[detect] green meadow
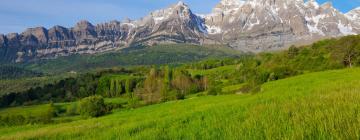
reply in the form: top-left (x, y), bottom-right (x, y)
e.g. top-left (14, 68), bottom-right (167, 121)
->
top-left (1, 68), bottom-right (360, 139)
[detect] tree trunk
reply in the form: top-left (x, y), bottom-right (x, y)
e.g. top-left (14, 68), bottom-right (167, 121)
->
top-left (349, 55), bottom-right (353, 68)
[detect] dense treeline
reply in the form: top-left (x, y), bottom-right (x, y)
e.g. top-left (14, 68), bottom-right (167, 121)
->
top-left (0, 66), bottom-right (208, 108)
top-left (135, 66), bottom-right (208, 104)
top-left (0, 65), bottom-right (42, 79)
top-left (0, 68), bottom-right (137, 107)
top-left (96, 75), bottom-right (144, 98)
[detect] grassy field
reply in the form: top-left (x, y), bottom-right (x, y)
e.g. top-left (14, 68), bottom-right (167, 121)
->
top-left (0, 104), bottom-right (57, 117)
top-left (0, 98), bottom-right (127, 117)
top-left (1, 68), bottom-right (360, 139)
top-left (221, 83), bottom-right (245, 93)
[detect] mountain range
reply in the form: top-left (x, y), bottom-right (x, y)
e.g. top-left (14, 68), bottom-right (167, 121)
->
top-left (0, 0), bottom-right (359, 63)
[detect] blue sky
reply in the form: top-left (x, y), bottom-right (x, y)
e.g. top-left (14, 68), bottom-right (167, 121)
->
top-left (0, 0), bottom-right (359, 34)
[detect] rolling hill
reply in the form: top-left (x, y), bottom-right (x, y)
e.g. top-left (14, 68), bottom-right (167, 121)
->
top-left (1, 68), bottom-right (360, 139)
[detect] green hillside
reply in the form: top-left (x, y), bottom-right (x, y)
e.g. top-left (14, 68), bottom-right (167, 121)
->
top-left (1, 68), bottom-right (360, 139)
top-left (0, 44), bottom-right (241, 96)
top-left (22, 44), bottom-right (242, 74)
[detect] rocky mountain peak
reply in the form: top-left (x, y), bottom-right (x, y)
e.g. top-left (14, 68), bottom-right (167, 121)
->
top-left (213, 0), bottom-right (245, 15)
top-left (0, 0), bottom-right (359, 63)
top-left (320, 2), bottom-right (333, 9)
top-left (305, 0), bottom-right (320, 9)
top-left (0, 34), bottom-right (5, 47)
top-left (174, 1), bottom-right (192, 17)
top-left (51, 25), bottom-right (67, 30)
top-left (346, 7), bottom-right (360, 24)
top-left (48, 25), bottom-right (73, 42)
top-left (21, 27), bottom-right (49, 44)
top-left (204, 0), bottom-right (360, 52)
top-left (74, 20), bottom-right (94, 30)
top-left (129, 1), bottom-right (206, 46)
top-left (6, 33), bottom-right (19, 40)
top-left (147, 1), bottom-right (194, 25)
top-left (73, 20), bottom-right (97, 41)
top-left (176, 1), bottom-right (186, 6)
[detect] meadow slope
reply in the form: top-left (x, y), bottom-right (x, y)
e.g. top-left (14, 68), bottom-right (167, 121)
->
top-left (1, 68), bottom-right (360, 139)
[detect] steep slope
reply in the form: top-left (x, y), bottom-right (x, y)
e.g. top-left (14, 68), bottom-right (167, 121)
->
top-left (2, 68), bottom-right (360, 139)
top-left (129, 1), bottom-right (207, 45)
top-left (0, 2), bottom-right (207, 63)
top-left (346, 7), bottom-right (360, 24)
top-left (204, 0), bottom-right (359, 52)
top-left (0, 21), bottom-right (131, 63)
top-left (0, 0), bottom-right (359, 63)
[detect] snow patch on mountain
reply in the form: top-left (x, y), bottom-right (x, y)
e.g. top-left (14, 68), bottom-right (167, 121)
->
top-left (305, 0), bottom-right (320, 9)
top-left (206, 25), bottom-right (222, 34)
top-left (213, 0), bottom-right (245, 15)
top-left (338, 21), bottom-right (356, 35)
top-left (305, 14), bottom-right (326, 35)
top-left (346, 7), bottom-right (360, 23)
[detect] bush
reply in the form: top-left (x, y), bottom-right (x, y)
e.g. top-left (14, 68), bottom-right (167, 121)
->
top-left (176, 92), bottom-right (186, 100)
top-left (66, 103), bottom-right (79, 116)
top-left (40, 102), bottom-right (56, 123)
top-left (78, 96), bottom-right (106, 117)
top-left (207, 86), bottom-right (221, 95)
top-left (0, 115), bottom-right (25, 126)
top-left (127, 96), bottom-right (141, 109)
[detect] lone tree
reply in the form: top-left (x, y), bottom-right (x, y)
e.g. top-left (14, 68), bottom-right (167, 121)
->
top-left (343, 43), bottom-right (359, 68)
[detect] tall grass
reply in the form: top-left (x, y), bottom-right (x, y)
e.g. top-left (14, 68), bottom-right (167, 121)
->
top-left (1, 68), bottom-right (360, 139)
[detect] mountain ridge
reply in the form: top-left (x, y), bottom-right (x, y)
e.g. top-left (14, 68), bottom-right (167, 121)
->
top-left (0, 0), bottom-right (359, 63)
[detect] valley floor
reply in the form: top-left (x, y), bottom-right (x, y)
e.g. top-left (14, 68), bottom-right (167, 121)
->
top-left (1, 68), bottom-right (360, 139)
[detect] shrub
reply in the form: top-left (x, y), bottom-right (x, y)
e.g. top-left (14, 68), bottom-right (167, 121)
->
top-left (127, 96), bottom-right (141, 109)
top-left (207, 86), bottom-right (221, 95)
top-left (78, 96), bottom-right (106, 117)
top-left (176, 91), bottom-right (186, 100)
top-left (66, 103), bottom-right (79, 116)
top-left (40, 102), bottom-right (56, 123)
top-left (0, 115), bottom-right (26, 126)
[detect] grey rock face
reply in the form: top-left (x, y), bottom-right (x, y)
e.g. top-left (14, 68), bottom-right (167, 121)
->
top-left (0, 0), bottom-right (359, 62)
top-left (72, 20), bottom-right (97, 42)
top-left (48, 25), bottom-right (75, 47)
top-left (0, 1), bottom-right (208, 63)
top-left (0, 34), bottom-right (5, 47)
top-left (203, 0), bottom-right (359, 52)
top-left (346, 8), bottom-right (360, 24)
top-left (128, 1), bottom-right (207, 45)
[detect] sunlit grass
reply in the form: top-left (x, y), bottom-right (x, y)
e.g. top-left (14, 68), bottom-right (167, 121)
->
top-left (222, 83), bottom-right (245, 93)
top-left (2, 68), bottom-right (360, 139)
